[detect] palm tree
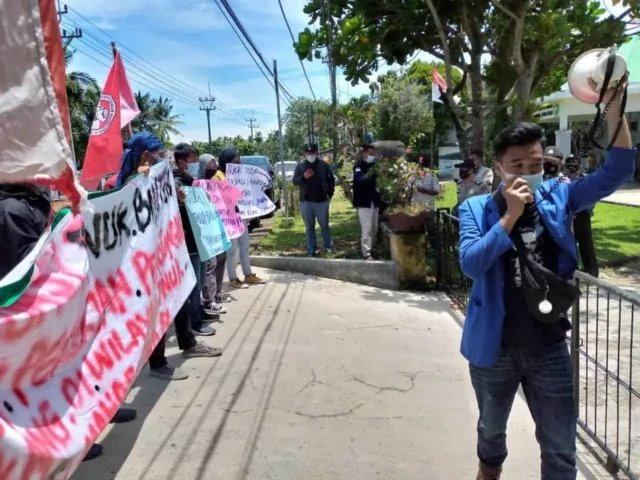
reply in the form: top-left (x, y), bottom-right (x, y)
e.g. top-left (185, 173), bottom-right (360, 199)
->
top-left (150, 96), bottom-right (183, 144)
top-left (64, 42), bottom-right (100, 168)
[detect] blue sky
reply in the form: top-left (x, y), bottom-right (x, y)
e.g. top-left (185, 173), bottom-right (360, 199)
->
top-left (63, 0), bottom-right (630, 144)
top-left (63, 0), bottom-right (434, 144)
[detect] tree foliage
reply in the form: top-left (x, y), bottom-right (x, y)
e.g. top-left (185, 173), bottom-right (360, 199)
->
top-left (296, 0), bottom-right (628, 153)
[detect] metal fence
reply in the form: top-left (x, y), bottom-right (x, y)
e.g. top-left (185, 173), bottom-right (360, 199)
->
top-left (434, 210), bottom-right (640, 478)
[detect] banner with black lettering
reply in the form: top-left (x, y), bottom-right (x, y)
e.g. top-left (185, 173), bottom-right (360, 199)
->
top-left (0, 161), bottom-right (194, 479)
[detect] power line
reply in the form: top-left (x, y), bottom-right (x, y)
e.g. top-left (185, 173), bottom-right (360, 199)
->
top-left (213, 0), bottom-right (292, 108)
top-left (64, 6), bottom-right (246, 119)
top-left (217, 0), bottom-right (295, 102)
top-left (277, 0), bottom-right (316, 100)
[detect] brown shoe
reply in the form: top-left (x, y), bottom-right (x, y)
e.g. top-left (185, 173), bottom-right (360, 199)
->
top-left (476, 461), bottom-right (502, 480)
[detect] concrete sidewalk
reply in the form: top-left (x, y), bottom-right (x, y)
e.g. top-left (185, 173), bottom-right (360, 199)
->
top-left (602, 183), bottom-right (640, 207)
top-left (72, 269), bottom-right (615, 480)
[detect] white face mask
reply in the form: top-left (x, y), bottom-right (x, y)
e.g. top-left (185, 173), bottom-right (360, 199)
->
top-left (366, 155), bottom-right (376, 164)
top-left (186, 163), bottom-right (200, 178)
top-left (305, 155), bottom-right (317, 163)
top-left (504, 171), bottom-right (544, 191)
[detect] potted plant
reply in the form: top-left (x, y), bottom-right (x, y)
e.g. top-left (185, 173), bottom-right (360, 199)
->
top-left (373, 158), bottom-right (431, 233)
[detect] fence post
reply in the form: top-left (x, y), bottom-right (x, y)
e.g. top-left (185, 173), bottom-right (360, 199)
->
top-left (571, 276), bottom-right (581, 415)
top-left (435, 210), bottom-right (442, 290)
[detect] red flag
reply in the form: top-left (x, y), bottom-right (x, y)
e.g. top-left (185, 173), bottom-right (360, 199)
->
top-left (431, 67), bottom-right (460, 105)
top-left (80, 52), bottom-right (139, 189)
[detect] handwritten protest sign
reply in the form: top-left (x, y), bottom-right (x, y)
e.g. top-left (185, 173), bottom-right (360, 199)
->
top-left (183, 186), bottom-right (231, 261)
top-left (193, 179), bottom-right (245, 239)
top-left (225, 163), bottom-right (276, 220)
top-left (0, 162), bottom-right (194, 479)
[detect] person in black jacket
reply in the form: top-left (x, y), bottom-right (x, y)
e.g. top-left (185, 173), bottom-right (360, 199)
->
top-left (115, 134), bottom-right (222, 382)
top-left (292, 143), bottom-right (335, 257)
top-left (352, 144), bottom-right (380, 260)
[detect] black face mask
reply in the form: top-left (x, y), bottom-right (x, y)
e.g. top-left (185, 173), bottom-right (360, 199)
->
top-left (205, 168), bottom-right (217, 178)
top-left (565, 164), bottom-right (580, 174)
top-left (459, 168), bottom-right (472, 179)
top-left (543, 161), bottom-right (558, 175)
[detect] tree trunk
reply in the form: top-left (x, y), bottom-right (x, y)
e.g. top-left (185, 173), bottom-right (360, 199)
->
top-left (467, 55), bottom-right (485, 153)
top-left (514, 70), bottom-right (535, 122)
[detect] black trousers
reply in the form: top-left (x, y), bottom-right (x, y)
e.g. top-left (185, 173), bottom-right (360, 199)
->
top-left (574, 211), bottom-right (599, 278)
top-left (148, 300), bottom-right (197, 369)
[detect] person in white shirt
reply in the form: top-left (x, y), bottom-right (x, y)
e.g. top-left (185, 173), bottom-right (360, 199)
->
top-left (412, 163), bottom-right (440, 251)
top-left (469, 150), bottom-right (494, 191)
top-left (412, 169), bottom-right (440, 209)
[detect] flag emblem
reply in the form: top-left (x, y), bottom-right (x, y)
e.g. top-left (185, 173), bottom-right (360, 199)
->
top-left (91, 94), bottom-right (117, 136)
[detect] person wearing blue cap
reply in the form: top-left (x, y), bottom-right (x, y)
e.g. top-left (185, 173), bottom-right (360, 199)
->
top-left (115, 133), bottom-right (222, 382)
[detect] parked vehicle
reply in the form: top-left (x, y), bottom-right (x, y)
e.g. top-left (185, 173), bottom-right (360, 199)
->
top-left (240, 155), bottom-right (281, 231)
top-left (276, 161), bottom-right (298, 182)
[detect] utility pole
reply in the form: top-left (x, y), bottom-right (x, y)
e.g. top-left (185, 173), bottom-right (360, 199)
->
top-left (246, 110), bottom-right (259, 142)
top-left (274, 59), bottom-right (288, 217)
top-left (57, 1), bottom-right (82, 39)
top-left (199, 83), bottom-right (216, 152)
top-left (323, 0), bottom-right (338, 173)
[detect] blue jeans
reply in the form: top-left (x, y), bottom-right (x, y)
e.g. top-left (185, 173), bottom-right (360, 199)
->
top-left (469, 341), bottom-right (577, 480)
top-left (299, 201), bottom-right (332, 255)
top-left (189, 253), bottom-right (203, 330)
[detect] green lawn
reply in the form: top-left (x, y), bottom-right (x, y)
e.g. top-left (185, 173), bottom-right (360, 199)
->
top-left (435, 180), bottom-right (640, 264)
top-left (253, 190), bottom-right (362, 258)
top-left (592, 202), bottom-right (640, 264)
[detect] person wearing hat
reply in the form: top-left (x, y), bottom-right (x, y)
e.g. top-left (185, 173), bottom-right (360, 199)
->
top-left (292, 143), bottom-right (335, 257)
top-left (352, 144), bottom-right (381, 260)
top-left (453, 157), bottom-right (491, 216)
top-left (543, 146), bottom-right (568, 182)
top-left (564, 155), bottom-right (599, 278)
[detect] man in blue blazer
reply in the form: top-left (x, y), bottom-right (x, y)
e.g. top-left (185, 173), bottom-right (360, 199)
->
top-left (458, 85), bottom-right (634, 480)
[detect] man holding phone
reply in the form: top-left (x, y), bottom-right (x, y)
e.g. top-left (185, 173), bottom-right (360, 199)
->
top-left (293, 143), bottom-right (335, 257)
top-left (458, 79), bottom-right (633, 479)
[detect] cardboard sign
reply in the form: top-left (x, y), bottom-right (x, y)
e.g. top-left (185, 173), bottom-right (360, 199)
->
top-left (0, 161), bottom-right (195, 479)
top-left (193, 179), bottom-right (245, 239)
top-left (224, 164), bottom-right (276, 220)
top-left (183, 186), bottom-right (231, 261)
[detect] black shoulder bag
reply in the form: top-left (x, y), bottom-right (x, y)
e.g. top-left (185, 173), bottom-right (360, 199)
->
top-left (494, 186), bottom-right (581, 325)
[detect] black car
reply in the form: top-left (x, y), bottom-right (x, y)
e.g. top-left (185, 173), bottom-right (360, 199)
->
top-left (240, 156), bottom-right (281, 230)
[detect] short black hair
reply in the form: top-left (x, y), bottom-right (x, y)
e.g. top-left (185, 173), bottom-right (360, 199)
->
top-left (493, 122), bottom-right (545, 161)
top-left (174, 142), bottom-right (199, 162)
top-left (469, 150), bottom-right (483, 158)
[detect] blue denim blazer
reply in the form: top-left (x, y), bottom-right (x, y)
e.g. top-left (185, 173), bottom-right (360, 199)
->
top-left (458, 147), bottom-right (636, 367)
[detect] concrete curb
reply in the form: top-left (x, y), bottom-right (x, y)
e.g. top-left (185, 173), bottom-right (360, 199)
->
top-left (249, 256), bottom-right (400, 290)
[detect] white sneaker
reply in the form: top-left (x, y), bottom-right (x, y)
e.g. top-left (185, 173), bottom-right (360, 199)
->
top-left (203, 302), bottom-right (226, 315)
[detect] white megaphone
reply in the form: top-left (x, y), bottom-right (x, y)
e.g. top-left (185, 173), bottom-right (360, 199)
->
top-left (567, 47), bottom-right (627, 104)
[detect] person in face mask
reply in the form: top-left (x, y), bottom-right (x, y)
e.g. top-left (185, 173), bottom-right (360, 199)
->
top-left (454, 158), bottom-right (491, 214)
top-left (563, 155), bottom-right (599, 278)
top-left (352, 144), bottom-right (380, 260)
top-left (458, 104), bottom-right (634, 478)
top-left (292, 143), bottom-right (336, 257)
top-left (542, 146), bottom-right (568, 182)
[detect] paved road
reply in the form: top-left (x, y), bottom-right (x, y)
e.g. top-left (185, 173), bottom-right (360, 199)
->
top-left (602, 182), bottom-right (640, 207)
top-left (73, 268), bottom-right (615, 480)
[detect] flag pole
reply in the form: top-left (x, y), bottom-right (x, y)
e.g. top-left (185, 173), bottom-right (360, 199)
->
top-left (111, 41), bottom-right (133, 140)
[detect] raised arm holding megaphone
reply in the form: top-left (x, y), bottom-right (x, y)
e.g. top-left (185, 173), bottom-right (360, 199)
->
top-left (567, 46), bottom-right (632, 150)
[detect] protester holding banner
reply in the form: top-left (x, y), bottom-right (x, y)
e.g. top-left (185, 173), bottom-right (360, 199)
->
top-left (199, 153), bottom-right (232, 308)
top-left (173, 143), bottom-right (220, 334)
top-left (218, 147), bottom-right (266, 288)
top-left (113, 134), bottom-right (221, 382)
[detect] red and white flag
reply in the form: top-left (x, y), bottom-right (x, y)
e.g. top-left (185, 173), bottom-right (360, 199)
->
top-left (0, 0), bottom-right (85, 206)
top-left (80, 52), bottom-right (140, 190)
top-left (432, 68), bottom-right (461, 105)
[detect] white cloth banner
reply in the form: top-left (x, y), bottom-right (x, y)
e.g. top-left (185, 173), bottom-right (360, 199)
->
top-left (0, 162), bottom-right (194, 479)
top-left (225, 163), bottom-right (276, 220)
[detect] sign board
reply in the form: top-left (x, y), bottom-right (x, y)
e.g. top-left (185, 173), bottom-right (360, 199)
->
top-left (224, 164), bottom-right (276, 220)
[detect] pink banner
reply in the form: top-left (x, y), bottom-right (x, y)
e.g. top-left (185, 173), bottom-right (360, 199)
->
top-left (194, 180), bottom-right (245, 239)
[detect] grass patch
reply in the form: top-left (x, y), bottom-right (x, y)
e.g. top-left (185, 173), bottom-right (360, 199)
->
top-left (592, 202), bottom-right (640, 264)
top-left (253, 191), bottom-right (361, 259)
top-left (433, 180), bottom-right (640, 264)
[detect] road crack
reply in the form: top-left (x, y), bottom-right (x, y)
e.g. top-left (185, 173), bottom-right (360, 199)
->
top-left (347, 323), bottom-right (431, 333)
top-left (292, 402), bottom-right (365, 419)
top-left (349, 371), bottom-right (426, 394)
top-left (297, 368), bottom-right (334, 394)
